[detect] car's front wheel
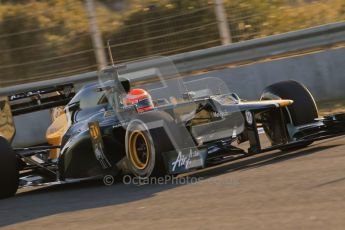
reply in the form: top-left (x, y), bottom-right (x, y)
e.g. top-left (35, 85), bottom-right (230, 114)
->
top-left (125, 112), bottom-right (175, 178)
top-left (261, 80), bottom-right (319, 150)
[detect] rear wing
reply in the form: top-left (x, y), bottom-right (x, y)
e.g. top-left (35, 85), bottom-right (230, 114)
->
top-left (0, 84), bottom-right (75, 143)
top-left (0, 72), bottom-right (97, 146)
top-left (8, 84), bottom-right (75, 116)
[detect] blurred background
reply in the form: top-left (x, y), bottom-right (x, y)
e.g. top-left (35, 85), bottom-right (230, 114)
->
top-left (0, 0), bottom-right (344, 87)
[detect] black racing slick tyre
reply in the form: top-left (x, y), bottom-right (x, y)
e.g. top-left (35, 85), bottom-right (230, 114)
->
top-left (125, 111), bottom-right (177, 178)
top-left (261, 80), bottom-right (319, 150)
top-left (0, 137), bottom-right (19, 199)
top-left (261, 80), bottom-right (318, 126)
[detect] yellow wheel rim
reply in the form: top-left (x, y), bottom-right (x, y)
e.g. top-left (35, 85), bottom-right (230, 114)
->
top-left (128, 130), bottom-right (150, 170)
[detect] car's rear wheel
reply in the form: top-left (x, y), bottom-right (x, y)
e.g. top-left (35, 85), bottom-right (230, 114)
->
top-left (261, 80), bottom-right (318, 150)
top-left (0, 136), bottom-right (19, 199)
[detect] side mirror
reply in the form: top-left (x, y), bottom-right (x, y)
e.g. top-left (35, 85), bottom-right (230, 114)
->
top-left (66, 101), bottom-right (80, 112)
top-left (182, 91), bottom-right (196, 100)
top-left (65, 101), bottom-right (80, 124)
top-left (155, 98), bottom-right (169, 106)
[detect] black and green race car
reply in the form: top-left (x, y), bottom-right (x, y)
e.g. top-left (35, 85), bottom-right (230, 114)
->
top-left (1, 57), bottom-right (345, 199)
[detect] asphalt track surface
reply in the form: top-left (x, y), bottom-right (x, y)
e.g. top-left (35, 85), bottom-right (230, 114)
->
top-left (1, 136), bottom-right (345, 229)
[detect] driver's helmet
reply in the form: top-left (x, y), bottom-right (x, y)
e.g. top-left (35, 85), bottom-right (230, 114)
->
top-left (124, 88), bottom-right (154, 112)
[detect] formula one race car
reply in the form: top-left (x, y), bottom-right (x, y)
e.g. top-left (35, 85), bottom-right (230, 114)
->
top-left (1, 57), bottom-right (345, 199)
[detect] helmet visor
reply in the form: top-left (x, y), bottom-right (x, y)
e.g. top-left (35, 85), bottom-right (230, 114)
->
top-left (136, 97), bottom-right (153, 109)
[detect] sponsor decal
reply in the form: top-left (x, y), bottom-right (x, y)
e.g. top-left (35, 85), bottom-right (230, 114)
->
top-left (113, 121), bottom-right (129, 128)
top-left (171, 148), bottom-right (204, 172)
top-left (212, 111), bottom-right (230, 118)
top-left (245, 110), bottom-right (253, 125)
top-left (88, 122), bottom-right (112, 169)
top-left (89, 124), bottom-right (100, 140)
